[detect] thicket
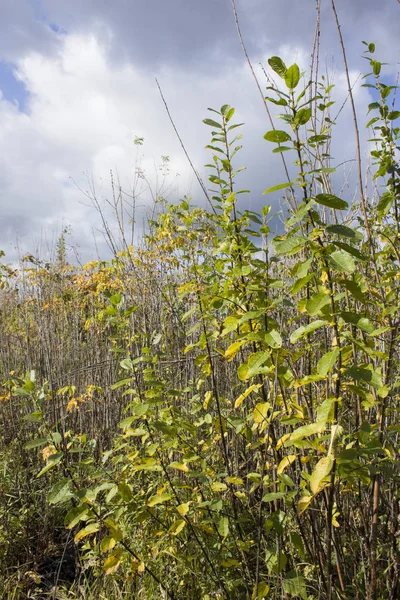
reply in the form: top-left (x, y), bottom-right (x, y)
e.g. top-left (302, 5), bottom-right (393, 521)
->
top-left (0, 12), bottom-right (399, 600)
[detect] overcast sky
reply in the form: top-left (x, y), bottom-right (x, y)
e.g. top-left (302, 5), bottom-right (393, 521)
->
top-left (0, 0), bottom-right (399, 262)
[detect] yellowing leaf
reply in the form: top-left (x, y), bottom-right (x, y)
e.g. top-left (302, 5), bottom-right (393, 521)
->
top-left (310, 456), bottom-right (334, 495)
top-left (226, 476), bottom-right (244, 485)
top-left (203, 390), bottom-right (212, 410)
top-left (297, 495), bottom-right (313, 514)
top-left (277, 455), bottom-right (296, 474)
top-left (234, 384), bottom-right (261, 408)
top-left (74, 522), bottom-right (100, 542)
top-left (253, 402), bottom-right (270, 424)
top-left (224, 340), bottom-right (245, 361)
top-left (168, 519), bottom-right (186, 536)
top-left (147, 492), bottom-right (172, 507)
top-left (103, 549), bottom-right (123, 575)
top-left (177, 502), bottom-right (190, 516)
top-left (168, 461), bottom-right (189, 473)
top-left (211, 482), bottom-right (228, 492)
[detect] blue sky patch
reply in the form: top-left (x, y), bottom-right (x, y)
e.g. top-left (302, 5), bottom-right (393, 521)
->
top-left (0, 61), bottom-right (30, 113)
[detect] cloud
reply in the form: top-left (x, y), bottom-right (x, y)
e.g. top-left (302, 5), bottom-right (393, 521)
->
top-left (0, 0), bottom-right (398, 263)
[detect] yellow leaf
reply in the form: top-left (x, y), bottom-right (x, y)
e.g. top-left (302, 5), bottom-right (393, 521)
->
top-left (298, 495), bottom-right (313, 514)
top-left (277, 455), bottom-right (296, 474)
top-left (177, 502), bottom-right (190, 516)
top-left (234, 384), bottom-right (261, 409)
top-left (310, 456), bottom-right (334, 496)
top-left (103, 549), bottom-right (123, 575)
top-left (74, 522), bottom-right (100, 542)
top-left (253, 402), bottom-right (270, 424)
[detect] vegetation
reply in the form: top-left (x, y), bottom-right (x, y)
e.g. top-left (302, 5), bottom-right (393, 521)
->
top-left (0, 19), bottom-right (399, 600)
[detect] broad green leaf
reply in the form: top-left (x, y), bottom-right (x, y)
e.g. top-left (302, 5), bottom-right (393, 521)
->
top-left (326, 224), bottom-right (362, 241)
top-left (345, 367), bottom-right (383, 389)
top-left (283, 572), bottom-right (308, 600)
top-left (315, 194), bottom-right (348, 210)
top-left (285, 64), bottom-right (300, 89)
top-left (317, 348), bottom-right (340, 376)
top-left (273, 235), bottom-right (308, 255)
top-left (238, 351), bottom-right (270, 381)
top-left (268, 56), bottom-right (287, 77)
top-left (218, 516), bottom-right (229, 538)
top-left (263, 181), bottom-right (294, 195)
top-left (36, 452), bottom-right (63, 478)
top-left (290, 320), bottom-right (326, 343)
top-left (264, 130), bottom-right (292, 144)
top-left (340, 312), bottom-right (375, 333)
top-left (24, 437), bottom-right (48, 450)
top-left (294, 107), bottom-right (311, 125)
top-left (48, 478), bottom-right (72, 505)
top-left (262, 492), bottom-right (286, 503)
top-left (310, 456), bottom-right (334, 495)
top-left (306, 293), bottom-right (331, 316)
top-left (203, 118), bottom-right (222, 129)
top-left (316, 397), bottom-right (336, 424)
top-left (65, 504), bottom-right (89, 528)
top-left (328, 250), bottom-right (355, 274)
top-left (265, 329), bottom-right (282, 348)
top-left (285, 422), bottom-right (325, 446)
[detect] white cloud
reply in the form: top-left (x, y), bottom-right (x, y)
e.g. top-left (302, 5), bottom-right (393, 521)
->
top-left (0, 26), bottom-right (379, 263)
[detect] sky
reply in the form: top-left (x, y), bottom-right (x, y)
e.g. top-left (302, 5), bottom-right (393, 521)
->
top-left (0, 0), bottom-right (399, 263)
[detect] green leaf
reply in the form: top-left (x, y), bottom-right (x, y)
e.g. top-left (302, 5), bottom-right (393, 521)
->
top-left (238, 351), bottom-right (270, 381)
top-left (328, 250), bottom-right (355, 274)
top-left (290, 320), bottom-right (326, 343)
top-left (23, 411), bottom-right (43, 423)
top-left (262, 492), bottom-right (286, 503)
top-left (285, 422), bottom-right (325, 446)
top-left (65, 504), bottom-right (89, 528)
top-left (283, 572), bottom-right (308, 600)
top-left (345, 367), bottom-right (383, 389)
top-left (294, 107), bottom-right (311, 126)
top-left (285, 64), bottom-right (300, 89)
top-left (24, 437), bottom-right (48, 450)
top-left (118, 482), bottom-right (133, 501)
top-left (218, 516), bottom-right (229, 538)
top-left (310, 456), bottom-right (334, 495)
top-left (252, 582), bottom-right (270, 600)
top-left (268, 56), bottom-right (287, 77)
top-left (203, 118), bottom-right (222, 129)
top-left (48, 478), bottom-right (73, 505)
top-left (263, 181), bottom-right (294, 195)
top-left (317, 348), bottom-right (340, 376)
top-left (340, 312), bottom-right (375, 333)
top-left (326, 224), bottom-right (362, 241)
top-left (264, 130), bottom-right (291, 144)
top-left (315, 194), bottom-right (348, 210)
top-left (265, 329), bottom-right (282, 348)
top-left (306, 293), bottom-right (331, 316)
top-left (273, 235), bottom-right (308, 255)
top-left (36, 452), bottom-right (63, 478)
